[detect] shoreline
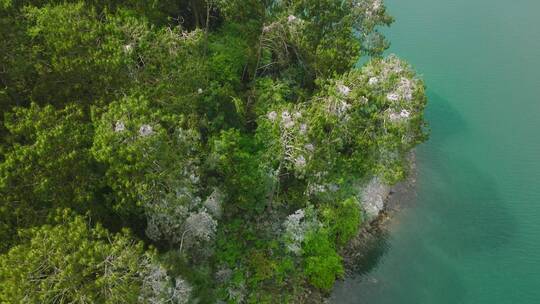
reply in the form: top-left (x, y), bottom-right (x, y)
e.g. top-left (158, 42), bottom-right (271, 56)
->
top-left (302, 153), bottom-right (418, 303)
top-left (342, 152), bottom-right (418, 273)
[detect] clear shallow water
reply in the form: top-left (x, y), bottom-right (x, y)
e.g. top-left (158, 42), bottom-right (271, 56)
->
top-left (332, 0), bottom-right (540, 303)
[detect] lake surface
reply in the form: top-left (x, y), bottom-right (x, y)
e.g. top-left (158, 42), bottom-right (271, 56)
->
top-left (331, 0), bottom-right (540, 303)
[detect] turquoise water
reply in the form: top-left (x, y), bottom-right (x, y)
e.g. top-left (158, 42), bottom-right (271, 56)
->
top-left (332, 0), bottom-right (540, 303)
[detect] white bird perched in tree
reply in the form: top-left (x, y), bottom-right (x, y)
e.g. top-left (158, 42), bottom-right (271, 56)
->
top-left (114, 121), bottom-right (125, 132)
top-left (139, 124), bottom-right (154, 137)
top-left (337, 84), bottom-right (351, 96)
top-left (387, 93), bottom-right (400, 102)
top-left (267, 111), bottom-right (278, 121)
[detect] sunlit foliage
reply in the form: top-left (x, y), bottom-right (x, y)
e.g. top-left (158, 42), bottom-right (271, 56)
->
top-left (0, 0), bottom-right (427, 301)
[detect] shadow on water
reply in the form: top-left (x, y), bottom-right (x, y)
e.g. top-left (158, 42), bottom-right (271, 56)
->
top-left (419, 91), bottom-right (516, 254)
top-left (346, 229), bottom-right (391, 277)
top-left (331, 91), bottom-right (517, 303)
top-left (424, 90), bottom-right (468, 145)
top-left (419, 154), bottom-right (516, 254)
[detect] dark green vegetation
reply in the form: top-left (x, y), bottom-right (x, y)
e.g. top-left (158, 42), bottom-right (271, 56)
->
top-left (0, 0), bottom-right (427, 302)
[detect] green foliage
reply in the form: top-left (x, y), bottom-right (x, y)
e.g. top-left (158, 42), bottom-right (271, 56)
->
top-left (0, 103), bottom-right (97, 251)
top-left (0, 1), bottom-right (34, 115)
top-left (209, 25), bottom-right (250, 87)
top-left (210, 129), bottom-right (271, 213)
top-left (302, 229), bottom-right (344, 292)
top-left (202, 24), bottom-right (252, 131)
top-left (0, 0), bottom-right (11, 9)
top-left (322, 197), bottom-right (362, 246)
top-left (23, 2), bottom-right (131, 106)
top-left (92, 95), bottom-right (200, 215)
top-left (0, 0), bottom-right (427, 301)
top-left (289, 0), bottom-right (361, 77)
top-left (252, 77), bottom-right (295, 116)
top-left (0, 210), bottom-right (151, 303)
top-left (127, 25), bottom-right (208, 116)
top-left (305, 55), bottom-right (428, 185)
top-left (216, 0), bottom-right (266, 25)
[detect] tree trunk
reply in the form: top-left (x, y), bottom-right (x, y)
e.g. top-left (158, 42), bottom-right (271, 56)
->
top-left (190, 0), bottom-right (204, 28)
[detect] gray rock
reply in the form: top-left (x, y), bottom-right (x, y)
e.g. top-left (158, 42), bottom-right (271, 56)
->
top-left (360, 177), bottom-right (391, 221)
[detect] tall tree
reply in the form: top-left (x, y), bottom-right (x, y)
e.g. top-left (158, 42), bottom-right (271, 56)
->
top-left (0, 103), bottom-right (98, 251)
top-left (0, 210), bottom-right (191, 303)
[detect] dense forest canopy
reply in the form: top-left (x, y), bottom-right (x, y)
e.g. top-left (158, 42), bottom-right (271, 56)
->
top-left (0, 0), bottom-right (427, 302)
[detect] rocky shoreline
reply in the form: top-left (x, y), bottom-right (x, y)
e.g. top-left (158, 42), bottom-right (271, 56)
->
top-left (302, 153), bottom-right (418, 303)
top-left (342, 153), bottom-right (418, 273)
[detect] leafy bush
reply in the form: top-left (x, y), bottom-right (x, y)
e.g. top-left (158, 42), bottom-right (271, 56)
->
top-left (0, 210), bottom-right (154, 303)
top-left (322, 197), bottom-right (362, 247)
top-left (302, 229), bottom-right (344, 292)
